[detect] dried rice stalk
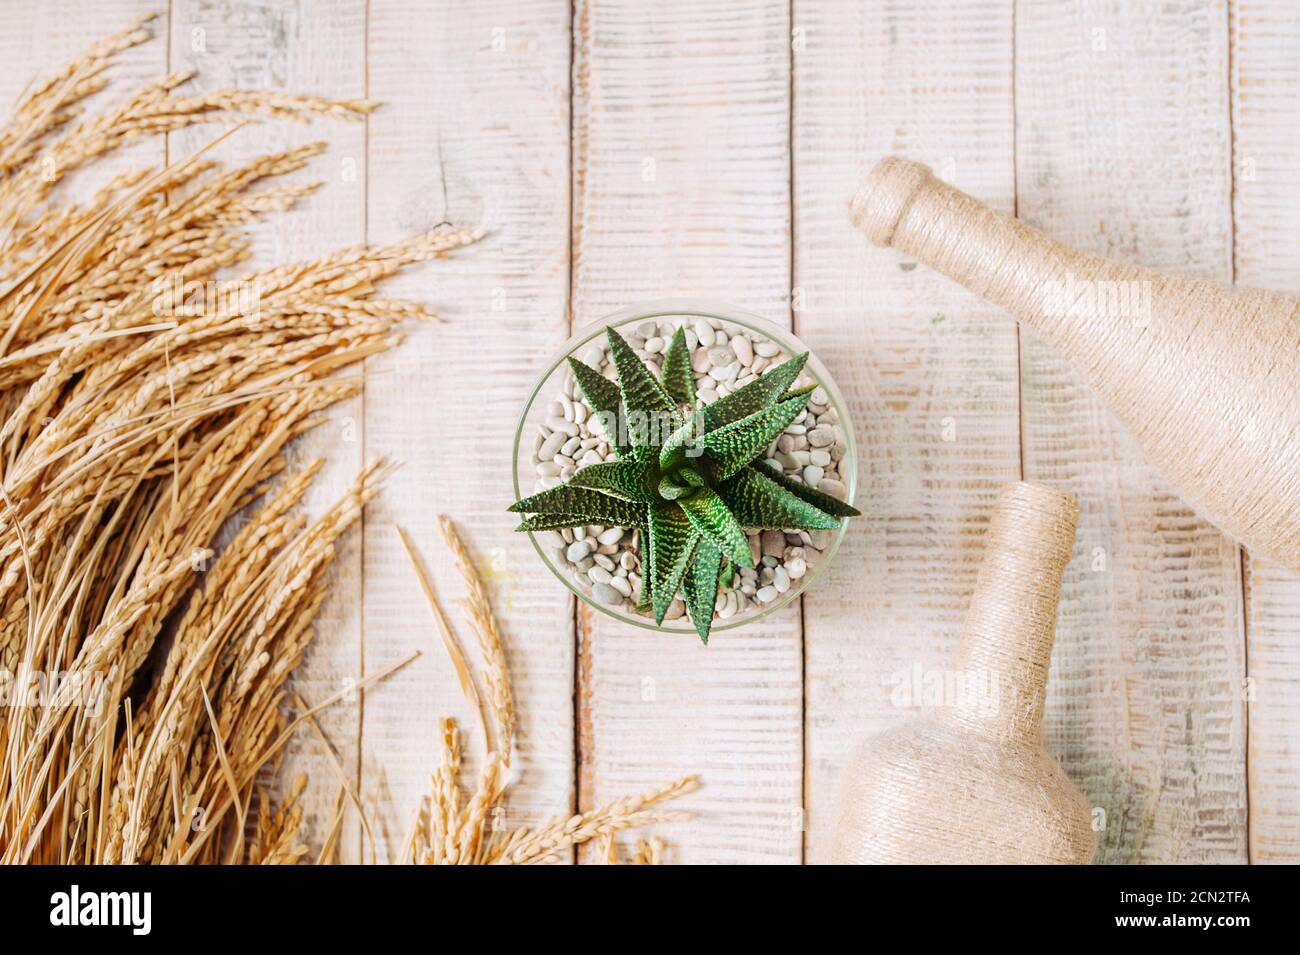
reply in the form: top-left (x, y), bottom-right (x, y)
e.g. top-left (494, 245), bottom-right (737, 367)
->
top-left (0, 19), bottom-right (476, 864)
top-left (401, 518), bottom-right (698, 865)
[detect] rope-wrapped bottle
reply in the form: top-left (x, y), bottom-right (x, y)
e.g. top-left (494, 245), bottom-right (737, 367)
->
top-left (851, 158), bottom-right (1300, 574)
top-left (833, 482), bottom-right (1095, 864)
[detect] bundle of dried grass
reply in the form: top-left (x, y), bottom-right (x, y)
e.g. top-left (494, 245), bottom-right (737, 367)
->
top-left (0, 17), bottom-right (477, 864)
top-left (401, 517), bottom-right (697, 865)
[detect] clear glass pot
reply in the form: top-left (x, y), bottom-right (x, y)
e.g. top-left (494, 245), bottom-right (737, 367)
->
top-left (512, 300), bottom-right (857, 635)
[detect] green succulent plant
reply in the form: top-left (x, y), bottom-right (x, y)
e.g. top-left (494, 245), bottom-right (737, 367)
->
top-left (511, 325), bottom-right (860, 643)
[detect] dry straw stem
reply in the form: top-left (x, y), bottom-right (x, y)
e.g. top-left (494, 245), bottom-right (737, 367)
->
top-left (400, 518), bottom-right (698, 865)
top-left (0, 19), bottom-right (478, 863)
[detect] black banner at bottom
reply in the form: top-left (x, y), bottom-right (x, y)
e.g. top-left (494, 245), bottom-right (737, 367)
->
top-left (0, 863), bottom-right (1280, 941)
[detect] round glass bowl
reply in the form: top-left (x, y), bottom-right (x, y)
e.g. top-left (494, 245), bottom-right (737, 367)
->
top-left (512, 300), bottom-right (858, 635)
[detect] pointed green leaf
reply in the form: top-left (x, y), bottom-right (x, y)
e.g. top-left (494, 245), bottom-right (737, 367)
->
top-left (565, 459), bottom-right (655, 503)
top-left (700, 392), bottom-right (810, 481)
top-left (657, 462), bottom-right (707, 501)
top-left (657, 474), bottom-right (690, 500)
top-left (516, 513), bottom-right (602, 532)
top-left (718, 466), bottom-right (840, 530)
top-left (700, 352), bottom-right (808, 432)
top-left (750, 459), bottom-right (861, 518)
top-left (567, 357), bottom-right (631, 459)
top-left (647, 503), bottom-right (700, 625)
top-left (657, 410), bottom-right (700, 474)
top-left (658, 326), bottom-right (696, 407)
top-left (606, 327), bottom-right (681, 457)
top-left (510, 483), bottom-right (646, 527)
top-left (682, 538), bottom-right (722, 644)
top-left (634, 521), bottom-right (652, 612)
top-left (677, 488), bottom-right (752, 568)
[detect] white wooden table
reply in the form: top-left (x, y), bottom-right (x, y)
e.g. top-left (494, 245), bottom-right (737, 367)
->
top-left (7, 0), bottom-right (1297, 864)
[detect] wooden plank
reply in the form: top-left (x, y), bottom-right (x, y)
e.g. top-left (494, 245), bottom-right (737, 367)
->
top-left (1230, 0), bottom-right (1300, 863)
top-left (167, 0), bottom-right (370, 859)
top-left (571, 0), bottom-right (801, 863)
top-left (361, 0), bottom-right (574, 862)
top-left (793, 0), bottom-right (1021, 863)
top-left (1016, 0), bottom-right (1247, 862)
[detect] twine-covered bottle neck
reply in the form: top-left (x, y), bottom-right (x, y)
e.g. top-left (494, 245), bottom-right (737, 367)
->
top-left (943, 482), bottom-right (1078, 740)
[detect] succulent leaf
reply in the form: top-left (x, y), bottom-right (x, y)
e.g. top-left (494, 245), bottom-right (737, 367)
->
top-left (719, 466), bottom-right (841, 530)
top-left (516, 512), bottom-right (606, 533)
top-left (700, 352), bottom-right (809, 432)
top-left (682, 537), bottom-right (723, 644)
top-left (634, 520), bottom-right (652, 611)
top-left (658, 326), bottom-right (696, 407)
top-left (657, 412), bottom-right (700, 475)
top-left (606, 327), bottom-right (681, 457)
top-left (677, 487), bottom-right (752, 568)
top-left (509, 484), bottom-right (646, 527)
top-left (566, 356), bottom-right (630, 458)
top-left (700, 392), bottom-right (811, 482)
top-left (565, 459), bottom-right (655, 503)
top-left (750, 459), bottom-right (860, 518)
top-left (647, 503), bottom-right (700, 625)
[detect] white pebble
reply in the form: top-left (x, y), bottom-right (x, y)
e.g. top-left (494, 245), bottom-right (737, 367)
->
top-left (756, 585), bottom-right (779, 603)
top-left (707, 346), bottom-right (735, 368)
top-left (591, 582), bottom-right (622, 605)
top-left (546, 416), bottom-right (579, 437)
top-left (786, 557), bottom-right (807, 579)
top-left (754, 341), bottom-right (780, 357)
top-left (566, 540), bottom-right (592, 562)
top-left (818, 478), bottom-right (848, 500)
top-left (731, 334), bottom-right (753, 366)
top-left (803, 464), bottom-right (824, 489)
top-left (538, 431), bottom-right (566, 460)
top-left (598, 526), bottom-right (625, 546)
top-left (610, 576), bottom-right (632, 597)
top-left (589, 566), bottom-right (613, 584)
top-left (694, 320), bottom-right (716, 347)
top-left (773, 566), bottom-right (791, 593)
top-left (536, 461), bottom-right (560, 477)
top-left (810, 449), bottom-right (831, 467)
top-left (645, 336), bottom-right (665, 354)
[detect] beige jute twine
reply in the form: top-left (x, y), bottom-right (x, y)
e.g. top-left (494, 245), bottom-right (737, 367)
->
top-left (850, 157), bottom-right (1300, 574)
top-left (832, 482), bottom-right (1095, 864)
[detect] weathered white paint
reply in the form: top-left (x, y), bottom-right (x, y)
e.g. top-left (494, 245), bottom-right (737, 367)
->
top-left (1016, 0), bottom-right (1247, 863)
top-left (793, 0), bottom-right (1021, 863)
top-left (361, 0), bottom-right (575, 862)
top-left (1230, 0), bottom-right (1300, 864)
